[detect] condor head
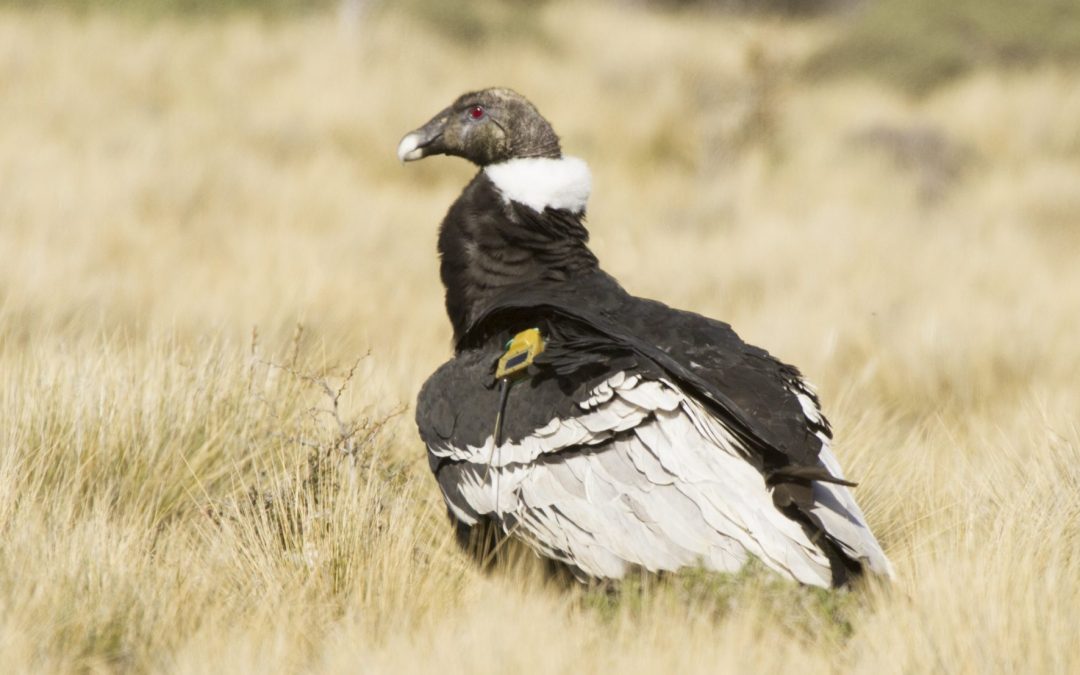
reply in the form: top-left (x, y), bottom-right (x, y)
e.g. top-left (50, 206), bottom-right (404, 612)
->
top-left (397, 87), bottom-right (562, 167)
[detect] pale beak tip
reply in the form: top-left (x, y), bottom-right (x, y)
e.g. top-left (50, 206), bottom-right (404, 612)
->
top-left (397, 133), bottom-right (424, 163)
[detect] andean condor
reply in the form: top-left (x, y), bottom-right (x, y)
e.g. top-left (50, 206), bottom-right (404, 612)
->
top-left (400, 87), bottom-right (893, 587)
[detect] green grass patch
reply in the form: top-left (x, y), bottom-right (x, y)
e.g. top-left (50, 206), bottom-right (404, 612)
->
top-left (580, 562), bottom-right (860, 643)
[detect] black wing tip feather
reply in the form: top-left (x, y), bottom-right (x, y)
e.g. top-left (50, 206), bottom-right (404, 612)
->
top-left (767, 465), bottom-right (859, 488)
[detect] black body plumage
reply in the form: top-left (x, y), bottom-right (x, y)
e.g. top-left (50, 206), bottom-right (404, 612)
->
top-left (437, 172), bottom-right (598, 340)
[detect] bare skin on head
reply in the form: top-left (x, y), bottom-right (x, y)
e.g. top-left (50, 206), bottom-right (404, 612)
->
top-left (397, 88), bottom-right (562, 166)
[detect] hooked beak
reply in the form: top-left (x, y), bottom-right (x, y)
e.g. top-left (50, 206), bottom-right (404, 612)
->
top-left (397, 110), bottom-right (449, 162)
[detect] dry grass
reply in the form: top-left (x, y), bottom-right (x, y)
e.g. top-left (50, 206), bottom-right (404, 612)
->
top-left (2, 3), bottom-right (1080, 672)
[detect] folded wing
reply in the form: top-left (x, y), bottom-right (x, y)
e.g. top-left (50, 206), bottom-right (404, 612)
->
top-left (423, 370), bottom-right (893, 587)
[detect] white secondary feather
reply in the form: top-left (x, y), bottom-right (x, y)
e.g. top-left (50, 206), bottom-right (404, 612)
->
top-left (432, 371), bottom-right (894, 587)
top-left (427, 374), bottom-right (656, 468)
top-left (484, 156), bottom-right (592, 213)
top-left (787, 379), bottom-right (895, 579)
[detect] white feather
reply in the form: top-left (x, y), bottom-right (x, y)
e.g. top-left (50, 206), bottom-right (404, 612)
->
top-left (813, 437), bottom-right (896, 578)
top-left (434, 371), bottom-right (893, 586)
top-left (790, 381), bottom-right (896, 579)
top-left (427, 372), bottom-right (651, 467)
top-left (484, 156), bottom-right (591, 213)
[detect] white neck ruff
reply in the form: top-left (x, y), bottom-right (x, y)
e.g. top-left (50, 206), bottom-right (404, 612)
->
top-left (484, 156), bottom-right (591, 214)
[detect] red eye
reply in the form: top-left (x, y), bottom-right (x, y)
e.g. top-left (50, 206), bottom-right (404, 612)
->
top-left (468, 106), bottom-right (485, 120)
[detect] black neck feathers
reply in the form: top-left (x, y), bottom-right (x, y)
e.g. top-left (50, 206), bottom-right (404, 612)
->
top-left (438, 172), bottom-right (600, 342)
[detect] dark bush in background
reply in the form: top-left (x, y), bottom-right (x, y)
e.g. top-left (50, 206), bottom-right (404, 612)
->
top-left (809, 0), bottom-right (1080, 94)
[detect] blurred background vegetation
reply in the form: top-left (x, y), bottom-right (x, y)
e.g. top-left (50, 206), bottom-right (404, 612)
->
top-left (8, 0), bottom-right (1080, 94)
top-left (807, 0), bottom-right (1080, 93)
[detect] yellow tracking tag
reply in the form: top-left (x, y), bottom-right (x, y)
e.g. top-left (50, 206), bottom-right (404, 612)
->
top-left (495, 328), bottom-right (545, 379)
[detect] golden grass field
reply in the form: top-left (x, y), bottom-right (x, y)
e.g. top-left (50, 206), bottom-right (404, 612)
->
top-left (3, 2), bottom-right (1080, 672)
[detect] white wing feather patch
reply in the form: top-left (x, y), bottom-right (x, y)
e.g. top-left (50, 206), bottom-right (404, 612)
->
top-left (789, 378), bottom-right (895, 579)
top-left (429, 371), bottom-right (894, 586)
